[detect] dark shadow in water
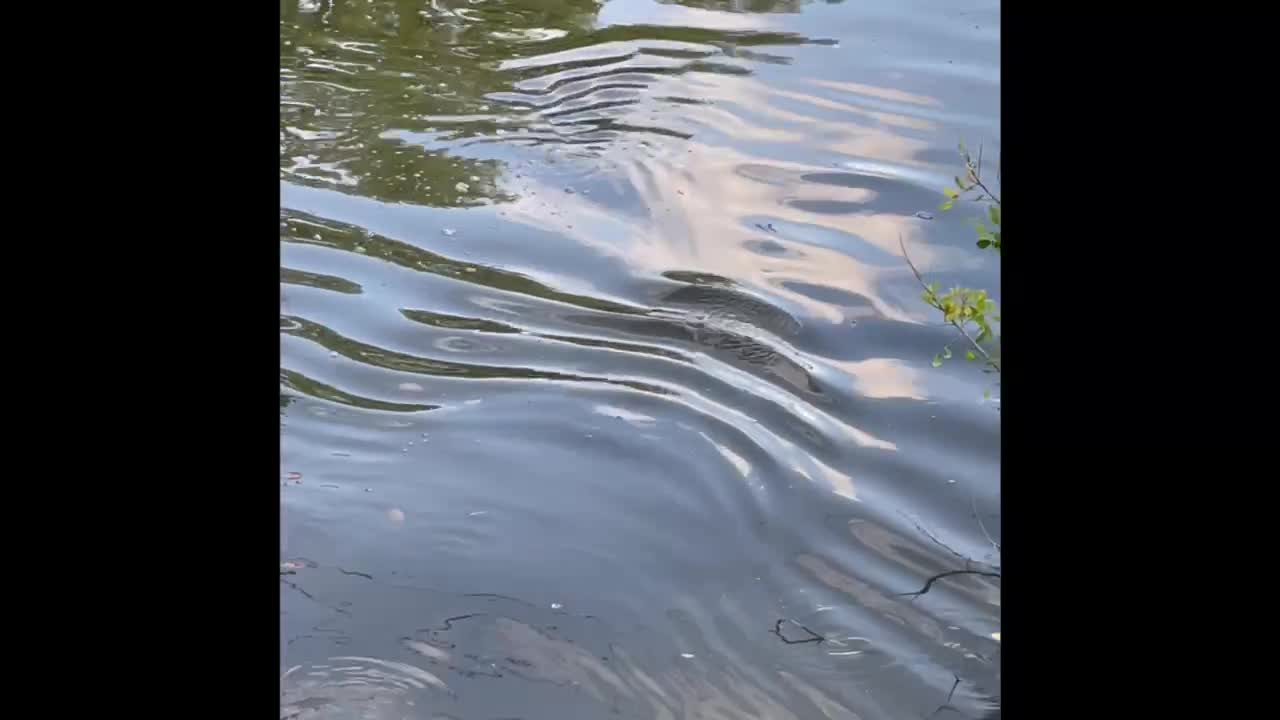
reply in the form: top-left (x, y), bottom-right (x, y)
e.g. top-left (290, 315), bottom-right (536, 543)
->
top-left (562, 274), bottom-right (824, 397)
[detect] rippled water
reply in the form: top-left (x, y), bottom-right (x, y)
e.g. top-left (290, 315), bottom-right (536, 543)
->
top-left (281, 1), bottom-right (1000, 717)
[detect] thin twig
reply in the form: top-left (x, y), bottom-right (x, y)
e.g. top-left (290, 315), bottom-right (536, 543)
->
top-left (945, 675), bottom-right (961, 705)
top-left (418, 614), bottom-right (484, 634)
top-left (971, 494), bottom-right (1000, 555)
top-left (968, 144), bottom-right (1000, 205)
top-left (771, 619), bottom-right (825, 645)
top-left (899, 235), bottom-right (1001, 373)
top-left (925, 675), bottom-right (963, 719)
top-left (901, 511), bottom-right (1000, 577)
top-left (900, 510), bottom-right (975, 566)
top-left (896, 570), bottom-right (1002, 600)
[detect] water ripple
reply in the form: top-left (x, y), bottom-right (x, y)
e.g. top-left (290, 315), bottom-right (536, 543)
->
top-left (282, 1), bottom-right (1000, 717)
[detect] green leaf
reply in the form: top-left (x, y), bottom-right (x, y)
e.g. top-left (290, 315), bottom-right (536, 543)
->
top-left (940, 199), bottom-right (954, 211)
top-left (966, 351), bottom-right (977, 361)
top-left (977, 239), bottom-right (991, 249)
top-left (955, 176), bottom-right (966, 190)
top-left (942, 346), bottom-right (952, 360)
top-left (932, 354), bottom-right (943, 368)
top-left (983, 388), bottom-right (991, 400)
top-left (989, 205), bottom-right (1000, 225)
top-left (943, 188), bottom-right (959, 199)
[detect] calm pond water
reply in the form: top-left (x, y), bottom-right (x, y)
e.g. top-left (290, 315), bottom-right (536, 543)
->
top-left (280, 1), bottom-right (1000, 718)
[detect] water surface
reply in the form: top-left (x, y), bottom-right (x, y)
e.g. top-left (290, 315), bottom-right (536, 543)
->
top-left (281, 1), bottom-right (1000, 717)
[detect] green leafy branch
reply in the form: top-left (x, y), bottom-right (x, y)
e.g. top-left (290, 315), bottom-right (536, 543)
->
top-left (903, 142), bottom-right (1001, 380)
top-left (899, 236), bottom-right (1000, 374)
top-left (941, 142), bottom-right (1000, 252)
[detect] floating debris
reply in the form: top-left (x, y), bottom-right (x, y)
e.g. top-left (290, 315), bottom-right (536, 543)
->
top-left (441, 228), bottom-right (456, 237)
top-left (551, 602), bottom-right (563, 610)
top-left (915, 211), bottom-right (934, 220)
top-left (455, 182), bottom-right (469, 193)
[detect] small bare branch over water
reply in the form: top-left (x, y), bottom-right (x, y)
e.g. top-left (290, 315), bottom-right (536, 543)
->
top-left (770, 618), bottom-right (825, 645)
